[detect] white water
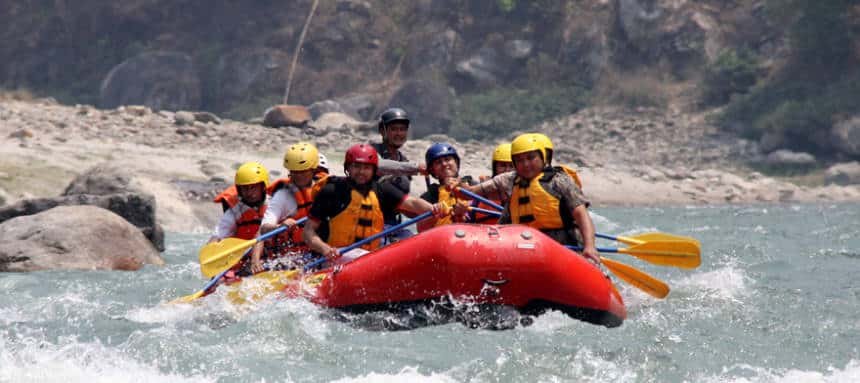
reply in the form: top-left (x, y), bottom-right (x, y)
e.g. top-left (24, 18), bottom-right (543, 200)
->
top-left (2, 204), bottom-right (858, 382)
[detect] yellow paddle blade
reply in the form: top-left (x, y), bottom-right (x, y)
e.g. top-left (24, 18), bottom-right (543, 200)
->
top-left (226, 270), bottom-right (301, 305)
top-left (602, 257), bottom-right (669, 299)
top-left (619, 232), bottom-right (699, 246)
top-left (169, 290), bottom-right (205, 305)
top-left (618, 240), bottom-right (702, 269)
top-left (198, 237), bottom-right (257, 278)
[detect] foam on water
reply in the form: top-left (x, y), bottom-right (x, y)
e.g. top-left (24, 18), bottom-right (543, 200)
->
top-left (331, 366), bottom-right (459, 383)
top-left (699, 359), bottom-right (860, 383)
top-left (0, 332), bottom-right (214, 383)
top-left (674, 263), bottom-right (750, 303)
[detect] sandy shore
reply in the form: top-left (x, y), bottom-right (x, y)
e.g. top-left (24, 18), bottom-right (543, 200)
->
top-left (1, 98), bottom-right (858, 233)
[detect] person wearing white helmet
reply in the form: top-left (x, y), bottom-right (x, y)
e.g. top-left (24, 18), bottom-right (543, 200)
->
top-left (316, 153), bottom-right (330, 174)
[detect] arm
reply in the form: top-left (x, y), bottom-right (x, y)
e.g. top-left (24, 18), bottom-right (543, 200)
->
top-left (302, 218), bottom-right (339, 259)
top-left (572, 205), bottom-right (599, 264)
top-left (376, 158), bottom-right (426, 176)
top-left (260, 190), bottom-right (298, 234)
top-left (208, 208), bottom-right (238, 243)
top-left (398, 196), bottom-right (451, 232)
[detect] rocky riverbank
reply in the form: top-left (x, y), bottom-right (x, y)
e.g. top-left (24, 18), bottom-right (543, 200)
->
top-left (2, 98), bottom-right (859, 234)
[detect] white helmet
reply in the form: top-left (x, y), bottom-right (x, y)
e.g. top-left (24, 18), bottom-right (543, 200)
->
top-left (317, 153), bottom-right (329, 172)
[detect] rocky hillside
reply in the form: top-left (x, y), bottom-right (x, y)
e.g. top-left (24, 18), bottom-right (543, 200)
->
top-left (2, 0), bottom-right (858, 162)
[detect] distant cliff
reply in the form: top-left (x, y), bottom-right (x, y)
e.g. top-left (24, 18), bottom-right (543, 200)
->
top-left (1, 0), bottom-right (858, 160)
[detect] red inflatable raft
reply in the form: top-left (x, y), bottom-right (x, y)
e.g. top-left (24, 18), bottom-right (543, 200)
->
top-left (261, 224), bottom-right (626, 328)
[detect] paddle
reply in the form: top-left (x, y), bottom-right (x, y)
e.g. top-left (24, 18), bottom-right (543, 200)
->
top-left (567, 239), bottom-right (700, 269)
top-left (303, 211), bottom-right (435, 271)
top-left (600, 257), bottom-right (669, 299)
top-left (171, 218), bottom-right (309, 304)
top-left (199, 217), bottom-right (309, 278)
top-left (457, 187), bottom-right (504, 211)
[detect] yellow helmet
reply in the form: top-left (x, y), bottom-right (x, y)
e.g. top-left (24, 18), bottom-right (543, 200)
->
top-left (533, 133), bottom-right (553, 165)
top-left (510, 133), bottom-right (546, 161)
top-left (492, 143), bottom-right (512, 163)
top-left (533, 133), bottom-right (553, 152)
top-left (235, 162), bottom-right (269, 187)
top-left (283, 142), bottom-right (320, 171)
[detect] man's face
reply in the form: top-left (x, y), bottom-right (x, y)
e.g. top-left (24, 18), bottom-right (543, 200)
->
top-left (289, 169), bottom-right (314, 188)
top-left (237, 182), bottom-right (266, 205)
top-left (430, 155), bottom-right (459, 181)
top-left (382, 122), bottom-right (408, 148)
top-left (347, 162), bottom-right (376, 185)
top-left (512, 150), bottom-right (545, 180)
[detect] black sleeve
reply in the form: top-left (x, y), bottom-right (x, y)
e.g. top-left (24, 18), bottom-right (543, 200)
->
top-left (376, 179), bottom-right (407, 212)
top-left (419, 184), bottom-right (438, 203)
top-left (309, 178), bottom-right (347, 220)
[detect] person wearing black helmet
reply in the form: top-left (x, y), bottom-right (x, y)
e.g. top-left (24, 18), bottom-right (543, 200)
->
top-left (372, 108), bottom-right (424, 195)
top-left (371, 107), bottom-right (427, 243)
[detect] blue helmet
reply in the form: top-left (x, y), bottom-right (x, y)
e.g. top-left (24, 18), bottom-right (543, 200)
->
top-left (425, 142), bottom-right (460, 168)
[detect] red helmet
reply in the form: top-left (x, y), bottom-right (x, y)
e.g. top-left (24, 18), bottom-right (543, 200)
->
top-left (344, 144), bottom-right (379, 170)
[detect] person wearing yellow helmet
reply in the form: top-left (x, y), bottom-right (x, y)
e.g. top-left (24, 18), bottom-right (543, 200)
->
top-left (492, 143), bottom-right (514, 177)
top-left (461, 133), bottom-right (599, 263)
top-left (209, 161), bottom-right (269, 244)
top-left (248, 142), bottom-right (329, 273)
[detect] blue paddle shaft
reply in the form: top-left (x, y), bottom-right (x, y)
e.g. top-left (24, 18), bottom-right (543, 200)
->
top-left (566, 245), bottom-right (619, 253)
top-left (471, 207), bottom-right (501, 217)
top-left (303, 211), bottom-right (435, 271)
top-left (457, 188), bottom-right (504, 212)
top-left (595, 233), bottom-right (617, 241)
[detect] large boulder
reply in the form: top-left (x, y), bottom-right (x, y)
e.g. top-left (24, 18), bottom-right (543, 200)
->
top-left (824, 162), bottom-right (860, 185)
top-left (0, 206), bottom-right (163, 272)
top-left (0, 193), bottom-right (164, 252)
top-left (214, 49), bottom-right (290, 111)
top-left (263, 105), bottom-right (312, 128)
top-left (99, 51), bottom-right (201, 111)
top-left (831, 117), bottom-right (860, 156)
top-left (763, 149), bottom-right (817, 170)
top-left (404, 27), bottom-right (459, 74)
top-left (455, 46), bottom-right (506, 87)
top-left (387, 80), bottom-right (453, 138)
top-left (614, 0), bottom-right (713, 75)
top-left (560, 25), bottom-right (610, 86)
top-left (63, 164), bottom-right (164, 250)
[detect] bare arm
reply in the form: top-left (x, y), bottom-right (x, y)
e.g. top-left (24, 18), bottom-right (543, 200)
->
top-left (302, 219), bottom-right (339, 259)
top-left (572, 205), bottom-right (599, 264)
top-left (398, 196), bottom-right (453, 232)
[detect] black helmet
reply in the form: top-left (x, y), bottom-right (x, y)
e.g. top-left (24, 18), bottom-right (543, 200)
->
top-left (378, 107), bottom-right (410, 132)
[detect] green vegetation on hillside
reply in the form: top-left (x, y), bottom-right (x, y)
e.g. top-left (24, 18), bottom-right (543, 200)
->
top-left (716, 0), bottom-right (860, 157)
top-left (450, 85), bottom-right (589, 140)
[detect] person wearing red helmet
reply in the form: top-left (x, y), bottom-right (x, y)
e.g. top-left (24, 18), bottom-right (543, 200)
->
top-left (303, 144), bottom-right (449, 261)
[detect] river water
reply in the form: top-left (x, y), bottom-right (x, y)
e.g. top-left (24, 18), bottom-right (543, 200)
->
top-left (2, 204), bottom-right (858, 382)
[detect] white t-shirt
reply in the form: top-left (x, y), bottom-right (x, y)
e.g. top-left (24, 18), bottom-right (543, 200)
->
top-left (261, 186), bottom-right (299, 226)
top-left (211, 202), bottom-right (257, 240)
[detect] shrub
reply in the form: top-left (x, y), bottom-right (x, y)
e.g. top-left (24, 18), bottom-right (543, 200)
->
top-left (593, 69), bottom-right (669, 109)
top-left (449, 85), bottom-right (589, 140)
top-left (701, 49), bottom-right (760, 106)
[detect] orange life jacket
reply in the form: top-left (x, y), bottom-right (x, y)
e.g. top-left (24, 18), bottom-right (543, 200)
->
top-left (328, 188), bottom-right (385, 251)
top-left (472, 199), bottom-right (502, 224)
top-left (235, 205), bottom-right (266, 240)
top-left (213, 185), bottom-right (239, 211)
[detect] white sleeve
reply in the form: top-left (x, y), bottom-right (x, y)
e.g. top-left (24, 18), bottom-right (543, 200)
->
top-left (262, 189), bottom-right (298, 225)
top-left (212, 207), bottom-right (239, 240)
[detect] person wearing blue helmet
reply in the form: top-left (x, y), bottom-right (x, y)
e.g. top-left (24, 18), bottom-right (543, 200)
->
top-left (417, 143), bottom-right (472, 232)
